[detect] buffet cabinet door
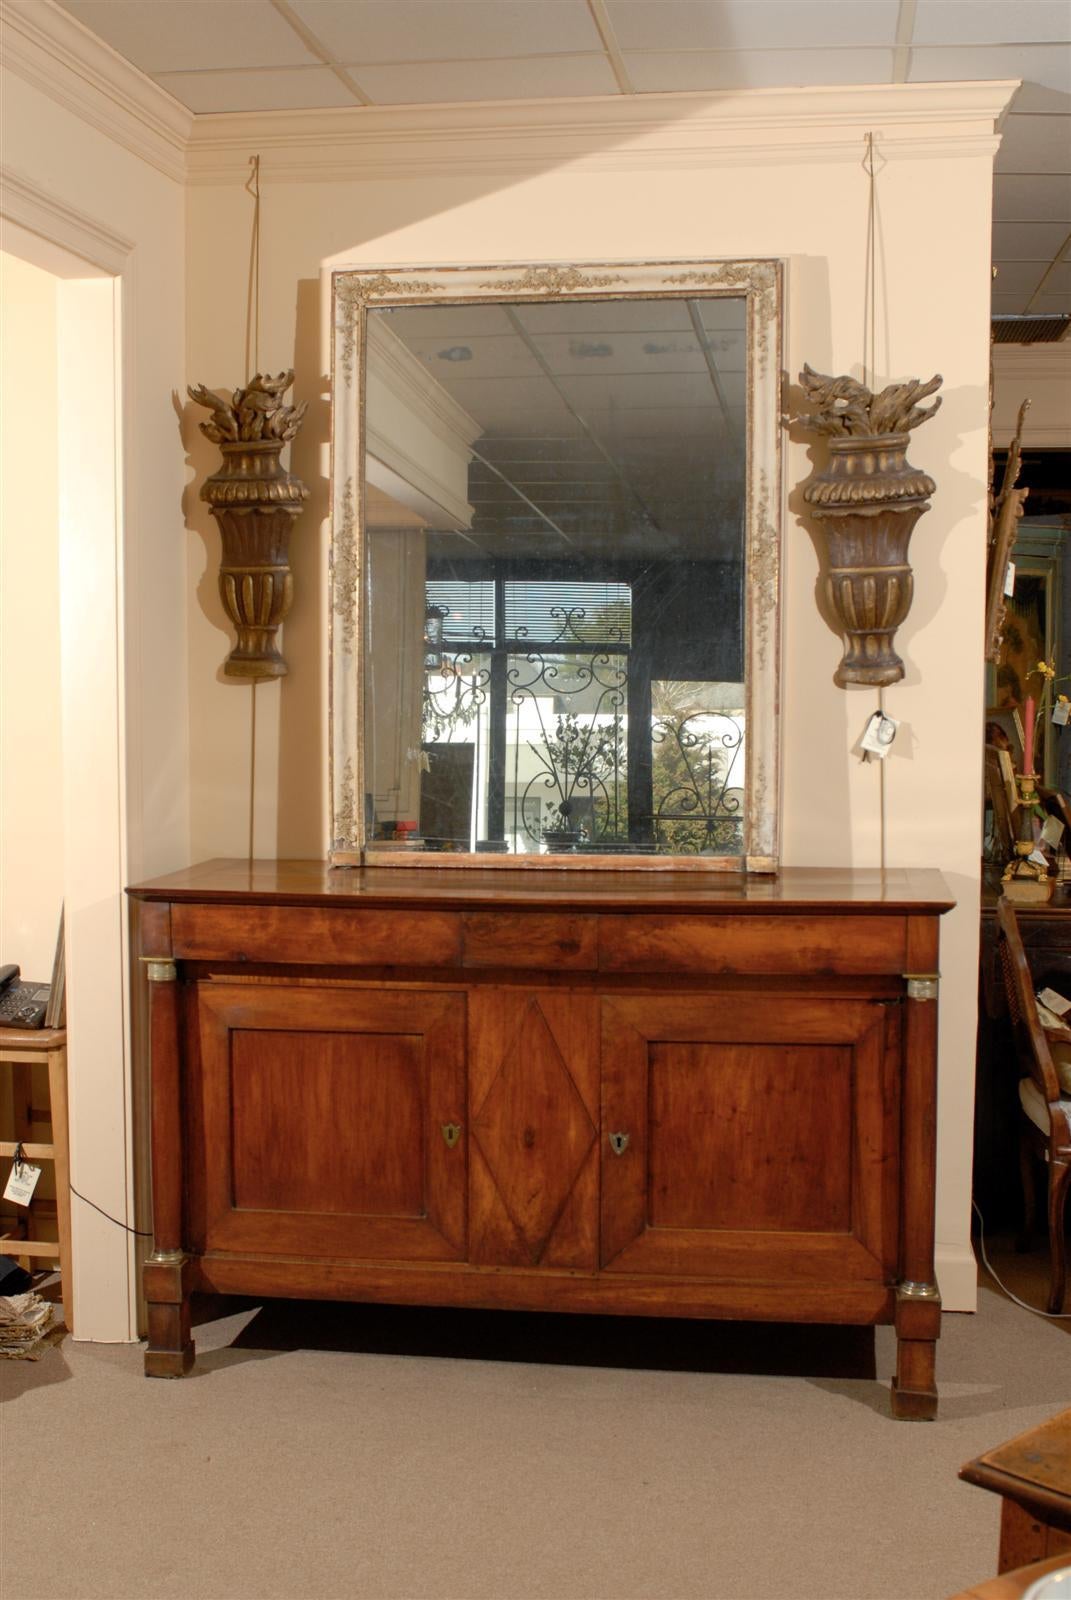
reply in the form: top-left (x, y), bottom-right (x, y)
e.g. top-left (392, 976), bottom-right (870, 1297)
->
top-left (190, 983), bottom-right (466, 1261)
top-left (600, 994), bottom-right (899, 1284)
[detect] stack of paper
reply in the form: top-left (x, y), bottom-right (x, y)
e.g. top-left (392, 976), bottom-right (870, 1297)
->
top-left (0, 1291), bottom-right (55, 1357)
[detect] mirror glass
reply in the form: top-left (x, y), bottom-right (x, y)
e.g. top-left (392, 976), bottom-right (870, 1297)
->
top-left (330, 259), bottom-right (781, 870)
top-left (362, 295), bottom-right (749, 858)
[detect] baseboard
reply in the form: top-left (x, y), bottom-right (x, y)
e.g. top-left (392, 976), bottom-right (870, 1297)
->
top-left (937, 1242), bottom-right (978, 1312)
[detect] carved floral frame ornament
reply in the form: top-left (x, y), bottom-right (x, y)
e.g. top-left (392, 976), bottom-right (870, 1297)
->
top-left (328, 259), bottom-right (783, 872)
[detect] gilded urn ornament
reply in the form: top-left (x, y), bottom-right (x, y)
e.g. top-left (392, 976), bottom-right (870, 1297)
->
top-left (793, 365), bottom-right (942, 687)
top-left (188, 371), bottom-right (309, 680)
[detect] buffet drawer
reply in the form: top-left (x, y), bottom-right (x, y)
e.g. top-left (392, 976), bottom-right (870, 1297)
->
top-left (598, 914), bottom-right (906, 975)
top-left (170, 903), bottom-right (461, 966)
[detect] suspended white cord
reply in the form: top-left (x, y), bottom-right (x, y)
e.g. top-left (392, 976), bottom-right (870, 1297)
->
top-left (863, 132), bottom-right (890, 874)
top-left (244, 153), bottom-right (262, 867)
top-left (972, 1200), bottom-right (1071, 1319)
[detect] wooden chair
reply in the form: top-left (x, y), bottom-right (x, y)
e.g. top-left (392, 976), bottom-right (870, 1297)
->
top-left (0, 1027), bottom-right (73, 1332)
top-left (995, 897), bottom-right (1071, 1313)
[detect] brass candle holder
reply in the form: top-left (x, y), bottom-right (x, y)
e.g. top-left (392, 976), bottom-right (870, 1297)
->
top-left (1002, 771), bottom-right (1054, 902)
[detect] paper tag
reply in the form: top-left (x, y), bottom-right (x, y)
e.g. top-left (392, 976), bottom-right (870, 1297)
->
top-left (1041, 814), bottom-right (1065, 847)
top-left (1004, 560), bottom-right (1016, 597)
top-left (860, 710), bottom-right (899, 759)
top-left (3, 1161), bottom-right (42, 1206)
top-left (1054, 701), bottom-right (1070, 726)
top-left (1038, 986), bottom-right (1071, 1016)
top-left (1028, 848), bottom-right (1049, 868)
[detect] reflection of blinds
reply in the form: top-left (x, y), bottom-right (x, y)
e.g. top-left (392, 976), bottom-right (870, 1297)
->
top-left (425, 580), bottom-right (632, 645)
top-left (426, 580), bottom-right (494, 642)
top-left (505, 581), bottom-right (631, 644)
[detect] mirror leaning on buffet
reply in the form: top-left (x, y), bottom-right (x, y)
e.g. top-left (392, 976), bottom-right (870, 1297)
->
top-left (328, 260), bottom-right (783, 871)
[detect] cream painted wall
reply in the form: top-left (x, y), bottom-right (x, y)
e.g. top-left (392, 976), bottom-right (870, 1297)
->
top-left (1, 59), bottom-right (188, 1341)
top-left (0, 251), bottom-right (64, 979)
top-left (186, 86), bottom-right (1009, 1309)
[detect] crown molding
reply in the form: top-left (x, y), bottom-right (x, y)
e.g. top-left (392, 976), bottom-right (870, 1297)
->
top-left (186, 80), bottom-right (1019, 185)
top-left (0, 0), bottom-right (191, 184)
top-left (0, 164), bottom-right (134, 272)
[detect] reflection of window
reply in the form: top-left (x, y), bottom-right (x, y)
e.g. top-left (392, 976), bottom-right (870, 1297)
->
top-left (424, 579), bottom-right (631, 646)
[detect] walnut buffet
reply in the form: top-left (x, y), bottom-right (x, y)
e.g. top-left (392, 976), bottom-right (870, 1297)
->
top-left (129, 860), bottom-right (952, 1418)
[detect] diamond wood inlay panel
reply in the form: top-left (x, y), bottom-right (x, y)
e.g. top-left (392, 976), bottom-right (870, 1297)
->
top-left (472, 997), bottom-right (596, 1263)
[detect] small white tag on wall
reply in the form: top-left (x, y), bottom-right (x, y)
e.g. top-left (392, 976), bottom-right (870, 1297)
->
top-left (3, 1161), bottom-right (41, 1206)
top-left (1005, 560), bottom-right (1016, 597)
top-left (860, 710), bottom-right (900, 760)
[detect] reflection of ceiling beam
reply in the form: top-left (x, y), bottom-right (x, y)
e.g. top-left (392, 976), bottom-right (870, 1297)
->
top-left (686, 301), bottom-right (739, 454)
top-left (469, 445), bottom-right (575, 546)
top-left (503, 307), bottom-right (663, 533)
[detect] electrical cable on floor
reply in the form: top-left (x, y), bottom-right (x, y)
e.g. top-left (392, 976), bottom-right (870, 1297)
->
top-left (972, 1199), bottom-right (1071, 1318)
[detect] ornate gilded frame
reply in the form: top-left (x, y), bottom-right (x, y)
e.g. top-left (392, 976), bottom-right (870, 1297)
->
top-left (329, 259), bottom-right (783, 871)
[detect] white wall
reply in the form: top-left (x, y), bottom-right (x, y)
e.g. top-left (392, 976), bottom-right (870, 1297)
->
top-left (185, 84), bottom-right (1012, 1308)
top-left (0, 252), bottom-right (64, 979)
top-left (1, 31), bottom-right (189, 1340)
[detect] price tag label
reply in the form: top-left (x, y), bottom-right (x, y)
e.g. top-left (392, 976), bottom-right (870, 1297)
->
top-left (3, 1161), bottom-right (42, 1206)
top-left (1004, 561), bottom-right (1016, 597)
top-left (1053, 701), bottom-right (1070, 726)
top-left (1041, 815), bottom-right (1065, 848)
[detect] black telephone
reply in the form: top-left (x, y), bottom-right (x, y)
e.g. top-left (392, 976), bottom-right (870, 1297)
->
top-left (0, 964), bottom-right (51, 1029)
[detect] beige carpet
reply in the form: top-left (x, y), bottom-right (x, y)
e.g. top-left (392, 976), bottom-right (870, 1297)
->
top-left (1, 1239), bottom-right (1068, 1600)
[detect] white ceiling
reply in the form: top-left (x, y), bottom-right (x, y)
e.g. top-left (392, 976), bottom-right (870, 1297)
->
top-left (54, 0), bottom-right (1071, 317)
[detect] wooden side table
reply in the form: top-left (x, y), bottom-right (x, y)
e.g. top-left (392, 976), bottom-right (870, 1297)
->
top-left (0, 1028), bottom-right (72, 1333)
top-left (960, 1409), bottom-right (1071, 1575)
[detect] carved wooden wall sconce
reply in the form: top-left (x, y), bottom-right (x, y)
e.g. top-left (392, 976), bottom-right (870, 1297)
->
top-left (188, 371), bottom-right (308, 681)
top-left (792, 365), bottom-right (943, 687)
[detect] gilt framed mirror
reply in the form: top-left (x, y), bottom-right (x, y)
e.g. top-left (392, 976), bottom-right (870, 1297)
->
top-left (329, 259), bottom-right (782, 871)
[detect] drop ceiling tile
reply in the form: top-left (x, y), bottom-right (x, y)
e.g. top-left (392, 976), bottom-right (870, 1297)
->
top-left (155, 66), bottom-right (358, 113)
top-left (624, 46), bottom-right (893, 93)
top-left (992, 221), bottom-right (1071, 257)
top-left (996, 114), bottom-right (1071, 174)
top-left (991, 292), bottom-right (1033, 312)
top-left (1036, 258), bottom-right (1071, 288)
top-left (289, 0), bottom-right (601, 63)
top-left (991, 260), bottom-right (1054, 296)
top-left (993, 173), bottom-right (1071, 221)
top-left (912, 1), bottom-right (1071, 46)
top-left (54, 0), bottom-right (316, 72)
top-left (1030, 292), bottom-right (1071, 311)
top-left (605, 0), bottom-right (899, 52)
top-left (353, 54), bottom-right (618, 104)
top-left (908, 44), bottom-right (1071, 98)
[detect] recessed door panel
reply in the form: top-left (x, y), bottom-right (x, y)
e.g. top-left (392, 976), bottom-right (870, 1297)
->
top-left (194, 984), bottom-right (466, 1261)
top-left (601, 994), bottom-right (898, 1282)
top-left (230, 1029), bottom-right (424, 1217)
top-left (648, 1041), bottom-right (852, 1233)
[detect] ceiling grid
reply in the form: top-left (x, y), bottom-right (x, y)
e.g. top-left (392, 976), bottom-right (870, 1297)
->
top-left (49, 0), bottom-right (1071, 317)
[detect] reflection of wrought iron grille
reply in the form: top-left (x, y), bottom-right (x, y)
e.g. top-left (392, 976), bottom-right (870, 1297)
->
top-left (649, 711), bottom-right (745, 854)
top-left (421, 593), bottom-right (744, 856)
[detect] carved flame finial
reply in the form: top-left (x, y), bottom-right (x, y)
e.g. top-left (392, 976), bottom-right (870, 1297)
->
top-left (795, 365), bottom-right (943, 438)
top-left (187, 370), bottom-right (308, 445)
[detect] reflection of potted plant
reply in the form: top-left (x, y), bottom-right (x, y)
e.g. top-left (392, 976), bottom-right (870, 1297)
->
top-left (530, 713), bottom-right (622, 851)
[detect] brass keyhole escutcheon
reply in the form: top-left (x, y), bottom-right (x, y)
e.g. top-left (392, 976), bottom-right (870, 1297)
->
top-left (609, 1131), bottom-right (629, 1156)
top-left (441, 1122), bottom-right (462, 1149)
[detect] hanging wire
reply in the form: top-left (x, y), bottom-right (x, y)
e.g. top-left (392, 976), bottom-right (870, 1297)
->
top-left (244, 154), bottom-right (261, 382)
top-left (245, 153), bottom-right (262, 865)
top-left (863, 131), bottom-right (888, 873)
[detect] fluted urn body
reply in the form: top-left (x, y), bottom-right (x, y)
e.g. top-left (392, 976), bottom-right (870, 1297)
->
top-left (792, 366), bottom-right (942, 689)
top-left (804, 432), bottom-right (934, 687)
top-left (188, 370), bottom-right (309, 682)
top-left (200, 439), bottom-right (308, 680)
